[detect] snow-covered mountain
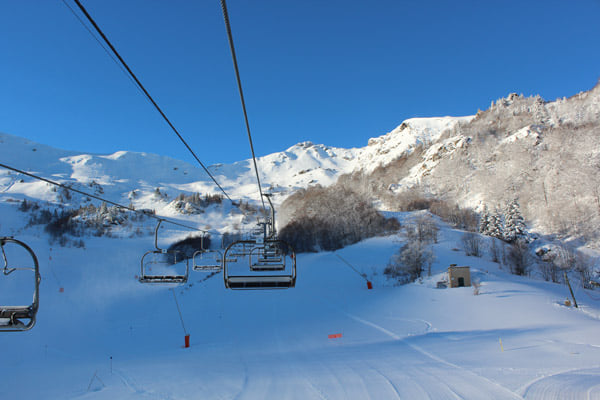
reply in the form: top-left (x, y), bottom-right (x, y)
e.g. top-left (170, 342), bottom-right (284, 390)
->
top-left (2, 81), bottom-right (599, 244)
top-left (0, 113), bottom-right (472, 235)
top-left (384, 82), bottom-right (600, 246)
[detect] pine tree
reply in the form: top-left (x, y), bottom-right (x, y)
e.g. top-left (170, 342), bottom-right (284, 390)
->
top-left (487, 207), bottom-right (504, 239)
top-left (479, 204), bottom-right (490, 235)
top-left (504, 199), bottom-right (526, 243)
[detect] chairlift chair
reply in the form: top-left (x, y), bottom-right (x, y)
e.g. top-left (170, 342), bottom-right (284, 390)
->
top-left (139, 220), bottom-right (189, 284)
top-left (0, 237), bottom-right (41, 332)
top-left (223, 239), bottom-right (296, 289)
top-left (228, 241), bottom-right (254, 257)
top-left (249, 241), bottom-right (285, 271)
top-left (192, 249), bottom-right (223, 271)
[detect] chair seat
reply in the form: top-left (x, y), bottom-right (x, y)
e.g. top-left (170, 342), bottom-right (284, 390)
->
top-left (0, 306), bottom-right (33, 319)
top-left (226, 275), bottom-right (294, 289)
top-left (139, 275), bottom-right (187, 283)
top-left (250, 263), bottom-right (285, 271)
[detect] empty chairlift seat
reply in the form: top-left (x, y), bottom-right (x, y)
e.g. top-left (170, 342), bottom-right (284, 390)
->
top-left (249, 243), bottom-right (285, 271)
top-left (192, 249), bottom-right (223, 271)
top-left (140, 249), bottom-right (189, 283)
top-left (139, 220), bottom-right (189, 284)
top-left (0, 237), bottom-right (41, 332)
top-left (223, 240), bottom-right (296, 290)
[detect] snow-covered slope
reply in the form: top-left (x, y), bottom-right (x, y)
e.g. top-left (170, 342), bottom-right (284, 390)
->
top-left (1, 208), bottom-right (599, 399)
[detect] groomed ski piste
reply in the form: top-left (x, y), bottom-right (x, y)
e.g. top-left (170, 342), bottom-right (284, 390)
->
top-left (2, 205), bottom-right (600, 399)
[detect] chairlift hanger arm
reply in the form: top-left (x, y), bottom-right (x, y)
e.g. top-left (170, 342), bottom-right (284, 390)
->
top-left (154, 219), bottom-right (164, 252)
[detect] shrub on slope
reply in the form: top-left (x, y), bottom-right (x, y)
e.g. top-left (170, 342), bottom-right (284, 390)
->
top-left (279, 185), bottom-right (399, 252)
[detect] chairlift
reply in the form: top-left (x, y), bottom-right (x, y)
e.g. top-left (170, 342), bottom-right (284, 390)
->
top-left (228, 241), bottom-right (254, 257)
top-left (139, 220), bottom-right (189, 284)
top-left (0, 237), bottom-right (41, 332)
top-left (223, 239), bottom-right (296, 289)
top-left (249, 241), bottom-right (285, 271)
top-left (192, 249), bottom-right (223, 271)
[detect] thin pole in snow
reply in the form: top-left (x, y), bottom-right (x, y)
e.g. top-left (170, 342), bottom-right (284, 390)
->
top-left (564, 271), bottom-right (578, 308)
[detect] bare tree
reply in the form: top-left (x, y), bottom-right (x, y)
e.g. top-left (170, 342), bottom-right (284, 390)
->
top-left (385, 240), bottom-right (435, 283)
top-left (406, 213), bottom-right (439, 244)
top-left (506, 239), bottom-right (531, 276)
top-left (461, 232), bottom-right (483, 257)
top-left (488, 237), bottom-right (501, 263)
top-left (552, 245), bottom-right (594, 288)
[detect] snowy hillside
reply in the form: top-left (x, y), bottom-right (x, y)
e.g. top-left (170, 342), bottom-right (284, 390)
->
top-left (2, 205), bottom-right (600, 399)
top-left (0, 115), bottom-right (473, 206)
top-left (0, 112), bottom-right (472, 234)
top-left (3, 82), bottom-right (600, 398)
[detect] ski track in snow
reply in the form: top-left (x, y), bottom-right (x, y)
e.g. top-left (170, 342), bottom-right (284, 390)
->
top-left (340, 308), bottom-right (523, 399)
top-left (518, 367), bottom-right (600, 399)
top-left (114, 370), bottom-right (161, 399)
top-left (1, 175), bottom-right (17, 193)
top-left (363, 363), bottom-right (403, 400)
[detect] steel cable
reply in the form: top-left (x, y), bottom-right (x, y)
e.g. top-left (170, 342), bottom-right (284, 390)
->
top-left (0, 162), bottom-right (220, 235)
top-left (219, 0), bottom-right (266, 212)
top-left (71, 0), bottom-right (233, 203)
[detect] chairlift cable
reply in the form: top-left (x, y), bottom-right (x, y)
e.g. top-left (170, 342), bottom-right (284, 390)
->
top-left (219, 0), bottom-right (266, 212)
top-left (0, 162), bottom-right (221, 236)
top-left (335, 253), bottom-right (368, 282)
top-left (60, 0), bottom-right (145, 100)
top-left (170, 288), bottom-right (188, 336)
top-left (71, 0), bottom-right (233, 203)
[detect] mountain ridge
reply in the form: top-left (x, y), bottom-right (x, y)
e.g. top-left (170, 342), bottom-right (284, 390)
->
top-left (2, 81), bottom-right (599, 243)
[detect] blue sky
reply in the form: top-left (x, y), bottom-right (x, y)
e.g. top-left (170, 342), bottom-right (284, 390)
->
top-left (1, 0), bottom-right (599, 166)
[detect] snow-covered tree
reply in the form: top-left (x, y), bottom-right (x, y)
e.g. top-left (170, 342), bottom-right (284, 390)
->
top-left (487, 207), bottom-right (504, 239)
top-left (99, 201), bottom-right (108, 215)
top-left (478, 204), bottom-right (490, 235)
top-left (503, 199), bottom-right (526, 243)
top-left (385, 239), bottom-right (435, 283)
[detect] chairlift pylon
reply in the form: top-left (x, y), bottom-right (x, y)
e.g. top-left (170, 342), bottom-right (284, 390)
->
top-left (139, 220), bottom-right (189, 284)
top-left (0, 237), bottom-right (41, 332)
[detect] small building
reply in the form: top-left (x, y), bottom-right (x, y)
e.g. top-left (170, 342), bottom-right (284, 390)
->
top-left (448, 265), bottom-right (471, 288)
